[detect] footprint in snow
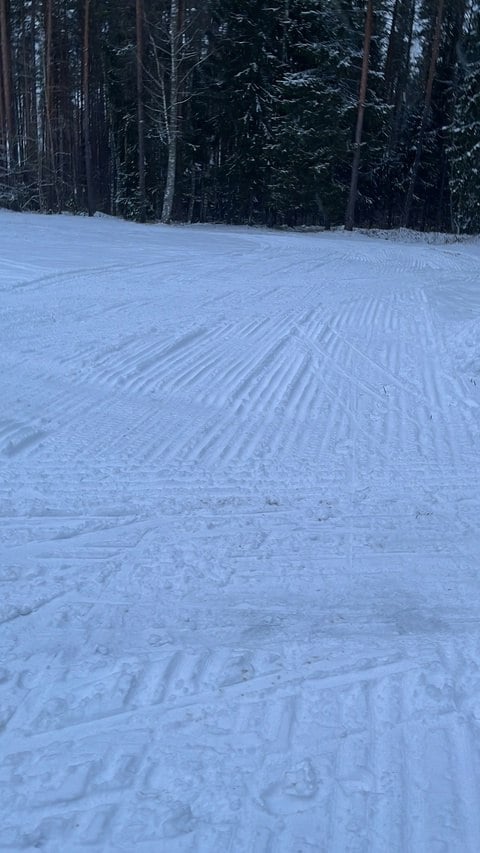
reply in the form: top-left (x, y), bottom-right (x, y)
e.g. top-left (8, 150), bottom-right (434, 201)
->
top-left (162, 802), bottom-right (196, 838)
top-left (262, 759), bottom-right (320, 815)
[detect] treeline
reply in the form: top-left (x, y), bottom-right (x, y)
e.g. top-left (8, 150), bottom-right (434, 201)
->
top-left (0, 0), bottom-right (479, 231)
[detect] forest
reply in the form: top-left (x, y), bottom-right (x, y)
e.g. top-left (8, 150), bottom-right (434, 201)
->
top-left (0, 0), bottom-right (479, 232)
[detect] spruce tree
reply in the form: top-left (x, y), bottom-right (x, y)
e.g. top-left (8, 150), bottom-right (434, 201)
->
top-left (449, 2), bottom-right (480, 233)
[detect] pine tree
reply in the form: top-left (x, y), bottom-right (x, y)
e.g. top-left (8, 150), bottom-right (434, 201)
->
top-left (136, 0), bottom-right (146, 222)
top-left (197, 0), bottom-right (283, 223)
top-left (0, 0), bottom-right (477, 232)
top-left (267, 1), bottom-right (365, 227)
top-left (448, 1), bottom-right (480, 233)
top-left (346, 0), bottom-right (374, 230)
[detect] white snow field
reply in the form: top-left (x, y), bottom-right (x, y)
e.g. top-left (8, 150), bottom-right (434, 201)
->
top-left (1, 210), bottom-right (480, 853)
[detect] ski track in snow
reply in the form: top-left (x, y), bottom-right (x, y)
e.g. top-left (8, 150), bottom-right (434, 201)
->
top-left (1, 210), bottom-right (480, 851)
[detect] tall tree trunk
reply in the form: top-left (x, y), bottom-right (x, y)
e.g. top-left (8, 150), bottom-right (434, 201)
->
top-left (44, 0), bottom-right (55, 207)
top-left (403, 0), bottom-right (445, 227)
top-left (20, 0), bottom-right (29, 175)
top-left (30, 0), bottom-right (44, 209)
top-left (136, 0), bottom-right (146, 222)
top-left (345, 0), bottom-right (373, 231)
top-left (161, 0), bottom-right (179, 223)
top-left (83, 0), bottom-right (94, 215)
top-left (0, 37), bottom-right (6, 173)
top-left (44, 0), bottom-right (63, 209)
top-left (390, 0), bottom-right (416, 150)
top-left (384, 0), bottom-right (400, 102)
top-left (0, 0), bottom-right (14, 169)
top-left (282, 0), bottom-right (290, 64)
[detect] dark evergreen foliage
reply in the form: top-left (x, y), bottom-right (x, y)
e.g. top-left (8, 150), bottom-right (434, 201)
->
top-left (0, 0), bottom-right (478, 231)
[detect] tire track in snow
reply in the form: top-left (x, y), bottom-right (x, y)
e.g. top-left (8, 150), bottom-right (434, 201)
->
top-left (329, 294), bottom-right (403, 337)
top-left (75, 315), bottom-right (297, 421)
top-left (0, 419), bottom-right (47, 458)
top-left (294, 323), bottom-right (388, 405)
top-left (1, 256), bottom-right (184, 294)
top-left (92, 326), bottom-right (210, 393)
top-left (6, 639), bottom-right (480, 851)
top-left (9, 656), bottom-right (416, 748)
top-left (291, 324), bottom-right (394, 466)
top-left (9, 658), bottom-right (413, 851)
top-left (320, 654), bottom-right (480, 852)
top-left (128, 325), bottom-right (234, 398)
top-left (450, 720), bottom-right (480, 851)
top-left (3, 219), bottom-right (480, 851)
top-left (154, 326), bottom-right (318, 465)
top-left (325, 323), bottom-right (425, 405)
top-left (202, 333), bottom-right (290, 409)
top-left (412, 299), bottom-right (466, 470)
top-left (313, 291), bottom-right (474, 472)
top-left (40, 290), bottom-right (431, 472)
top-left (367, 675), bottom-right (404, 851)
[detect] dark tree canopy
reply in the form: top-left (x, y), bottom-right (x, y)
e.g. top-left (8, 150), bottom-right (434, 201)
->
top-left (0, 0), bottom-right (479, 232)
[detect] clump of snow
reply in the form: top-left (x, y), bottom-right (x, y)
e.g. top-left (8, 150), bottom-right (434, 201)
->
top-left (362, 227), bottom-right (474, 244)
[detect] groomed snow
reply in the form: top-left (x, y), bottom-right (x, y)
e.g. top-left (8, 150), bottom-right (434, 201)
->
top-left (1, 211), bottom-right (480, 851)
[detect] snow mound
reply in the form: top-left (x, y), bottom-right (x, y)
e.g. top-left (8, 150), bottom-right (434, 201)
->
top-left (363, 227), bottom-right (473, 244)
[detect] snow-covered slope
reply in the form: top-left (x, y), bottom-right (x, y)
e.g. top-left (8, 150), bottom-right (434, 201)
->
top-left (1, 211), bottom-right (480, 852)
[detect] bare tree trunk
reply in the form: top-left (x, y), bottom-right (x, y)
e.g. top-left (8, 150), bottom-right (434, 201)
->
top-left (390, 0), bottom-right (416, 149)
top-left (282, 0), bottom-right (290, 64)
top-left (0, 0), bottom-right (14, 169)
top-left (403, 0), bottom-right (444, 227)
top-left (384, 0), bottom-right (400, 101)
top-left (83, 0), bottom-right (94, 216)
top-left (161, 0), bottom-right (179, 223)
top-left (136, 0), bottom-right (146, 222)
top-left (20, 0), bottom-right (29, 173)
top-left (30, 0), bottom-right (44, 209)
top-left (345, 0), bottom-right (373, 231)
top-left (0, 37), bottom-right (6, 173)
top-left (44, 0), bottom-right (55, 207)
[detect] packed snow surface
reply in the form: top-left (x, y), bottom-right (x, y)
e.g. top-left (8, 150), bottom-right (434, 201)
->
top-left (1, 211), bottom-right (480, 852)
